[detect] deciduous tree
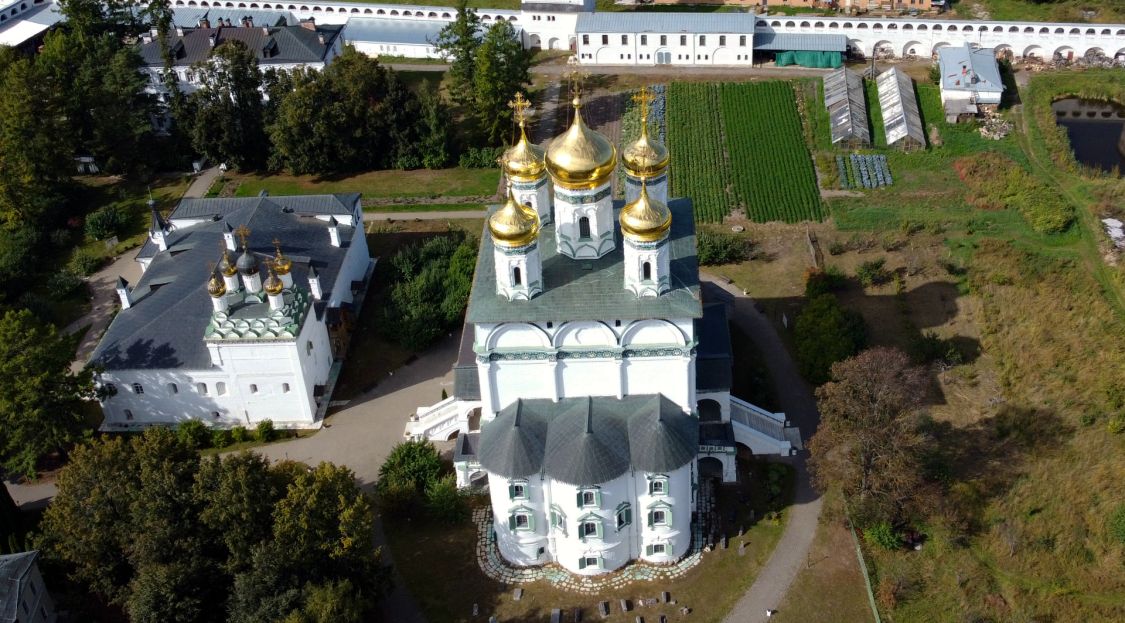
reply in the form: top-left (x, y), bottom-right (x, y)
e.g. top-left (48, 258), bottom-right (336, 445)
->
top-left (0, 310), bottom-right (93, 478)
top-left (807, 347), bottom-right (932, 526)
top-left (188, 41), bottom-right (268, 170)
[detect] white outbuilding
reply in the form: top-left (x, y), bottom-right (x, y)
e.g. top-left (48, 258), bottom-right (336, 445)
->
top-left (937, 42), bottom-right (1005, 122)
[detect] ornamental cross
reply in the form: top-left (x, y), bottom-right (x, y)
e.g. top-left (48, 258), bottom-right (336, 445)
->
top-left (564, 62), bottom-right (589, 104)
top-left (272, 238), bottom-right (284, 254)
top-left (632, 86), bottom-right (654, 120)
top-left (508, 92), bottom-right (531, 126)
top-left (234, 224), bottom-right (251, 248)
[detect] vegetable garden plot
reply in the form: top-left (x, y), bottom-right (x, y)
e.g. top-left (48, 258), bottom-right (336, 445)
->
top-left (838, 154), bottom-right (894, 189)
top-left (667, 82), bottom-right (732, 222)
top-left (667, 81), bottom-right (824, 223)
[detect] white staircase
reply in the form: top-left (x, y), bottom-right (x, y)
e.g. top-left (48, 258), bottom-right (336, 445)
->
top-left (404, 397), bottom-right (481, 442)
top-left (729, 397), bottom-right (802, 456)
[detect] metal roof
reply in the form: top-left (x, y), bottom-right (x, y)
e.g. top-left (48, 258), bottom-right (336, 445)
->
top-left (0, 2), bottom-right (62, 47)
top-left (480, 395), bottom-right (698, 485)
top-left (170, 7), bottom-right (298, 29)
top-left (576, 11), bottom-right (756, 34)
top-left (138, 23), bottom-right (343, 67)
top-left (938, 43), bottom-right (1004, 94)
top-left (344, 16), bottom-right (445, 46)
top-left (90, 195), bottom-right (358, 371)
top-left (695, 302), bottom-right (732, 392)
top-left (0, 551), bottom-right (38, 623)
top-left (754, 32), bottom-right (846, 52)
top-left (466, 200), bottom-right (702, 325)
top-left (876, 68), bottom-right (926, 148)
top-left (823, 67), bottom-right (871, 145)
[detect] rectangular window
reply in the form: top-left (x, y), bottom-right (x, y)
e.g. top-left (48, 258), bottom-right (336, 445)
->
top-left (282, 382), bottom-right (290, 393)
top-left (249, 383), bottom-right (258, 394)
top-left (132, 383), bottom-right (144, 394)
top-left (616, 504), bottom-right (632, 530)
top-left (652, 510), bottom-right (668, 526)
top-left (680, 35), bottom-right (687, 46)
top-left (739, 35), bottom-right (747, 47)
top-left (509, 482), bottom-right (527, 500)
top-left (582, 34), bottom-right (589, 45)
top-left (509, 511), bottom-right (534, 531)
top-left (646, 543), bottom-right (667, 555)
top-left (216, 382), bottom-right (227, 396)
top-left (515, 514), bottom-right (529, 529)
top-left (601, 34), bottom-right (608, 45)
top-left (660, 35), bottom-right (667, 46)
top-left (649, 479), bottom-right (666, 495)
top-left (719, 35), bottom-right (726, 46)
top-left (168, 383), bottom-right (178, 394)
top-left (640, 35), bottom-right (647, 46)
top-left (579, 489), bottom-right (599, 507)
top-left (621, 35), bottom-right (628, 45)
top-left (579, 555), bottom-right (599, 570)
top-left (197, 382), bottom-right (208, 395)
top-left (699, 35), bottom-right (706, 46)
top-left (550, 506), bottom-right (566, 535)
top-left (124, 409), bottom-right (133, 421)
top-left (581, 521), bottom-right (598, 538)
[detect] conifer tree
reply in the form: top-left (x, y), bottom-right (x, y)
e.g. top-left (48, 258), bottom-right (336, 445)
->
top-left (432, 0), bottom-right (482, 106)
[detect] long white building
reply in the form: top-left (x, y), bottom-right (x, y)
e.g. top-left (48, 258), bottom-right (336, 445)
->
top-left (91, 194), bottom-right (372, 430)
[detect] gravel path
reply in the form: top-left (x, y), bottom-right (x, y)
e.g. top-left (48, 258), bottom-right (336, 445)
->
top-left (700, 274), bottom-right (825, 623)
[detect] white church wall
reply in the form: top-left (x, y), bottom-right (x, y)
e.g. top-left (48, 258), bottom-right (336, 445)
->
top-left (634, 462), bottom-right (693, 563)
top-left (489, 473), bottom-right (550, 566)
top-left (546, 474), bottom-right (635, 575)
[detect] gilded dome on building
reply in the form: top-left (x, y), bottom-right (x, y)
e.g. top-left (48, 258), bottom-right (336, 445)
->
top-left (272, 239), bottom-right (292, 275)
top-left (504, 123), bottom-right (546, 182)
top-left (218, 246), bottom-right (238, 276)
top-left (489, 185), bottom-right (540, 248)
top-left (545, 97), bottom-right (617, 190)
top-left (207, 271), bottom-right (226, 298)
top-left (620, 184), bottom-right (672, 243)
top-left (264, 268), bottom-right (284, 296)
top-left (621, 119), bottom-right (669, 178)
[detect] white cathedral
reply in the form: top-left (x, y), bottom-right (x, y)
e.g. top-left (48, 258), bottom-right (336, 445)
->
top-left (407, 90), bottom-right (800, 576)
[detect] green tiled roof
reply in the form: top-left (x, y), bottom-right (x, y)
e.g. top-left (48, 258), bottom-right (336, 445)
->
top-left (466, 200), bottom-right (703, 324)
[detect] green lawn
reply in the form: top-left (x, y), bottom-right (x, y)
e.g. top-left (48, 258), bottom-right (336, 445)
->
top-left (227, 168), bottom-right (501, 201)
top-left (364, 202), bottom-right (486, 213)
top-left (960, 0), bottom-right (1125, 22)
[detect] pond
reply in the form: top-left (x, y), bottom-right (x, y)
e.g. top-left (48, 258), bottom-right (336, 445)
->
top-left (1052, 97), bottom-right (1125, 176)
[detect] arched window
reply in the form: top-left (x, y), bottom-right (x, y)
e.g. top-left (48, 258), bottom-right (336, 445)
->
top-left (282, 382), bottom-right (291, 393)
top-left (578, 217), bottom-right (591, 239)
top-left (216, 381), bottom-right (227, 396)
top-left (249, 383), bottom-right (258, 394)
top-left (168, 383), bottom-right (178, 394)
top-left (197, 382), bottom-right (209, 395)
top-left (642, 262), bottom-right (652, 281)
top-left (513, 266), bottom-right (522, 286)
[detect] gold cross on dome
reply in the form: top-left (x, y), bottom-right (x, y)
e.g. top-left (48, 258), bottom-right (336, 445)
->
top-left (234, 224), bottom-right (251, 248)
top-left (564, 63), bottom-right (589, 104)
top-left (508, 92), bottom-right (531, 125)
top-left (632, 86), bottom-right (654, 120)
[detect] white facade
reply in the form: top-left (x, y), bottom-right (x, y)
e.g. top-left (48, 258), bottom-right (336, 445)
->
top-left (576, 30), bottom-right (755, 66)
top-left (493, 240), bottom-right (543, 301)
top-left (624, 171), bottom-right (668, 205)
top-left (552, 181), bottom-right (616, 259)
top-left (474, 318), bottom-right (697, 421)
top-left (512, 175), bottom-right (552, 225)
top-left (489, 462), bottom-right (692, 575)
top-left (622, 235), bottom-right (671, 298)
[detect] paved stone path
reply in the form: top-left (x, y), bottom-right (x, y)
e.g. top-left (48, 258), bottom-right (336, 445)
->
top-left (700, 275), bottom-right (824, 623)
top-left (183, 166), bottom-right (221, 199)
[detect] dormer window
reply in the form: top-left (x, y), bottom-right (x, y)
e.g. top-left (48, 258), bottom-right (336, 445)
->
top-left (577, 487), bottom-right (601, 508)
top-left (648, 475), bottom-right (669, 496)
top-left (508, 480), bottom-right (528, 500)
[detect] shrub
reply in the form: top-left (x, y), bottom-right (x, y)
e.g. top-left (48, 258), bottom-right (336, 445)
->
top-left (804, 266), bottom-right (847, 298)
top-left (84, 205), bottom-right (129, 240)
top-left (864, 522), bottom-right (902, 551)
top-left (952, 152), bottom-right (1074, 234)
top-left (255, 419), bottom-right (275, 443)
top-left (47, 270), bottom-right (84, 296)
top-left (211, 428), bottom-right (233, 449)
top-left (1109, 505), bottom-right (1125, 544)
top-left (1108, 413), bottom-right (1125, 435)
top-left (827, 240), bottom-right (846, 256)
top-left (457, 146), bottom-right (504, 168)
top-left (377, 440), bottom-right (443, 517)
top-left (68, 249), bottom-right (105, 276)
top-left (794, 294), bottom-right (867, 384)
top-left (697, 231), bottom-right (752, 266)
top-left (908, 330), bottom-right (963, 365)
top-left (424, 474), bottom-right (468, 524)
top-left (856, 258), bottom-right (891, 287)
top-left (230, 425), bottom-right (249, 443)
top-left (176, 419), bottom-right (211, 449)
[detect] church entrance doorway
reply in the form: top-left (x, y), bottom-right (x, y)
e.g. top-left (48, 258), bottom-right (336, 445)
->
top-left (698, 456), bottom-right (724, 480)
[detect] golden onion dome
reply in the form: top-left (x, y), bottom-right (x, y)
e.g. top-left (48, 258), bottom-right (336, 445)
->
top-left (622, 117), bottom-right (669, 178)
top-left (207, 271), bottom-right (226, 298)
top-left (273, 241), bottom-right (292, 276)
top-left (503, 121), bottom-right (546, 182)
top-left (545, 97), bottom-right (617, 190)
top-left (218, 247), bottom-right (238, 276)
top-left (488, 185), bottom-right (540, 248)
top-left (263, 269), bottom-right (284, 296)
top-left (620, 184), bottom-right (672, 243)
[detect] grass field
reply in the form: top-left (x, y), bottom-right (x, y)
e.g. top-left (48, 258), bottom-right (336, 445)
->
top-left (224, 167), bottom-right (501, 201)
top-left (959, 0), bottom-right (1125, 23)
top-left (365, 202), bottom-right (486, 213)
top-left (667, 81), bottom-right (823, 223)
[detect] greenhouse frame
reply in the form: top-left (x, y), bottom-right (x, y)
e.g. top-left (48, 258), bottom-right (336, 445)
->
top-left (823, 68), bottom-right (870, 146)
top-left (876, 68), bottom-right (926, 150)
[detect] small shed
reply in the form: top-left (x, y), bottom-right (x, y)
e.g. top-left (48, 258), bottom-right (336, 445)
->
top-left (876, 68), bottom-right (926, 150)
top-left (823, 68), bottom-right (870, 147)
top-left (937, 43), bottom-right (1005, 123)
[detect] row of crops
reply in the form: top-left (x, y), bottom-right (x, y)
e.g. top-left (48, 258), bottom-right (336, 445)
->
top-left (666, 82), bottom-right (733, 222)
top-left (667, 81), bottom-right (824, 223)
top-left (837, 154), bottom-right (894, 189)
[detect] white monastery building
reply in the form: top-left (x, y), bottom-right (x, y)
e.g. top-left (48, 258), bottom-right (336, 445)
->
top-left (407, 88), bottom-right (799, 576)
top-left (91, 194), bottom-right (372, 430)
top-left (937, 41), bottom-right (1004, 122)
